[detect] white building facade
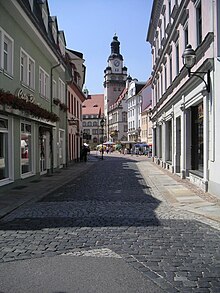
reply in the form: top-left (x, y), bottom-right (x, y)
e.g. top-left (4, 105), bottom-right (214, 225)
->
top-left (147, 0), bottom-right (219, 197)
top-left (127, 80), bottom-right (145, 142)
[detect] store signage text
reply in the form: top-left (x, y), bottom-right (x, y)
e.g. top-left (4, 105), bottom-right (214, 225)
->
top-left (15, 88), bottom-right (35, 103)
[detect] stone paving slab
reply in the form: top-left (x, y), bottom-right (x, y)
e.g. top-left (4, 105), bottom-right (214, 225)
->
top-left (137, 160), bottom-right (220, 226)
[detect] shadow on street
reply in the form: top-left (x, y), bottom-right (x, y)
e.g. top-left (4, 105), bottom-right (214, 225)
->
top-left (0, 156), bottom-right (161, 230)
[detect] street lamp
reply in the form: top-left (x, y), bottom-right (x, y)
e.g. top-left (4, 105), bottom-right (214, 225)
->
top-left (182, 44), bottom-right (210, 92)
top-left (100, 118), bottom-right (105, 160)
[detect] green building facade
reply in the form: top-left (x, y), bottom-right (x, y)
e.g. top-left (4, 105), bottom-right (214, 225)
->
top-left (0, 0), bottom-right (69, 188)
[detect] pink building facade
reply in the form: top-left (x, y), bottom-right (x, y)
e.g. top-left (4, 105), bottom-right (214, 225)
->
top-left (147, 0), bottom-right (220, 197)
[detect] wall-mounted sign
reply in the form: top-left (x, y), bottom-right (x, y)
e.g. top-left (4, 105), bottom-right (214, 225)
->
top-left (15, 88), bottom-right (35, 103)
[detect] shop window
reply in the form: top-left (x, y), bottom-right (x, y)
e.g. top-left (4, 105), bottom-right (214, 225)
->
top-left (21, 122), bottom-right (32, 175)
top-left (166, 120), bottom-right (172, 161)
top-left (191, 103), bottom-right (203, 173)
top-left (0, 118), bottom-right (9, 180)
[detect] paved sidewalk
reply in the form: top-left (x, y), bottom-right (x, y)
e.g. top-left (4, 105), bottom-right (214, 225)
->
top-left (137, 160), bottom-right (220, 227)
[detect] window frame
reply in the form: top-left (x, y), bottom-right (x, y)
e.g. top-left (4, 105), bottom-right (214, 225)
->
top-left (58, 78), bottom-right (65, 104)
top-left (195, 0), bottom-right (202, 46)
top-left (0, 27), bottom-right (14, 76)
top-left (20, 48), bottom-right (35, 90)
top-left (39, 66), bottom-right (49, 100)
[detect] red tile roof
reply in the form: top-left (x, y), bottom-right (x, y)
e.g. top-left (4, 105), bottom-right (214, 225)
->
top-left (82, 94), bottom-right (104, 116)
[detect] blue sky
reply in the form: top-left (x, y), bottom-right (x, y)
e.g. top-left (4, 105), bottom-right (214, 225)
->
top-left (49, 0), bottom-right (153, 94)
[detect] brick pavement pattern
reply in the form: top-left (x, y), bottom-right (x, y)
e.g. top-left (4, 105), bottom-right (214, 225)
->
top-left (0, 155), bottom-right (220, 292)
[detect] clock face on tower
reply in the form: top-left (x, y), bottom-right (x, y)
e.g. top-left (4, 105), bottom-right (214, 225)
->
top-left (114, 60), bottom-right (120, 67)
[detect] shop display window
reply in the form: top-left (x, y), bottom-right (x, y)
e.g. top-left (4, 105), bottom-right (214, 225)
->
top-left (0, 118), bottom-right (9, 180)
top-left (21, 122), bottom-right (32, 174)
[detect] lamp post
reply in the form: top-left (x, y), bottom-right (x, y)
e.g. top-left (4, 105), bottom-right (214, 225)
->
top-left (100, 118), bottom-right (105, 160)
top-left (182, 44), bottom-right (210, 92)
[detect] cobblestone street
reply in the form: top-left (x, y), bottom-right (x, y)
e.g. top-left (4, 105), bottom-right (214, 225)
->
top-left (0, 155), bottom-right (220, 292)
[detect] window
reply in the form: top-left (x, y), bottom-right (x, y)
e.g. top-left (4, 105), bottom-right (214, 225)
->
top-left (53, 80), bottom-right (57, 99)
top-left (168, 0), bottom-right (172, 23)
top-left (52, 25), bottom-right (57, 43)
top-left (42, 8), bottom-right (48, 32)
top-left (166, 120), bottom-right (172, 161)
top-left (169, 53), bottom-right (173, 85)
top-left (20, 49), bottom-right (35, 89)
top-left (196, 0), bottom-right (202, 46)
top-left (184, 21), bottom-right (189, 48)
top-left (157, 78), bottom-right (160, 100)
top-left (92, 129), bottom-right (98, 135)
top-left (122, 112), bottom-right (127, 122)
top-left (175, 41), bottom-right (179, 75)
top-left (164, 64), bottom-right (167, 90)
top-left (0, 27), bottom-right (14, 76)
top-left (58, 36), bottom-right (65, 56)
top-left (28, 0), bottom-right (34, 10)
top-left (0, 118), bottom-right (9, 180)
top-left (217, 0), bottom-right (220, 56)
top-left (21, 122), bottom-right (32, 175)
top-left (39, 67), bottom-right (49, 99)
top-left (58, 78), bottom-right (65, 103)
top-left (164, 13), bottom-right (166, 35)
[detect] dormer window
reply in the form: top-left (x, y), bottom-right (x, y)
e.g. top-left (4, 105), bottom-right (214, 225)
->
top-left (58, 33), bottom-right (65, 56)
top-left (42, 8), bottom-right (48, 32)
top-left (52, 25), bottom-right (57, 43)
top-left (28, 0), bottom-right (34, 10)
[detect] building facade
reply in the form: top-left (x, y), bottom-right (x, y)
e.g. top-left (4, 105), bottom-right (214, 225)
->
top-left (0, 0), bottom-right (85, 189)
top-left (104, 35), bottom-right (128, 140)
top-left (139, 78), bottom-right (152, 146)
top-left (108, 87), bottom-right (128, 143)
top-left (66, 49), bottom-right (86, 162)
top-left (82, 93), bottom-right (104, 149)
top-left (147, 0), bottom-right (219, 196)
top-left (127, 80), bottom-right (145, 142)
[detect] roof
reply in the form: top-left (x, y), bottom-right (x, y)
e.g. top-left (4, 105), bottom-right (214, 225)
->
top-left (146, 0), bottom-right (163, 44)
top-left (137, 78), bottom-right (152, 95)
top-left (82, 94), bottom-right (104, 116)
top-left (109, 87), bottom-right (128, 111)
top-left (133, 82), bottom-right (146, 95)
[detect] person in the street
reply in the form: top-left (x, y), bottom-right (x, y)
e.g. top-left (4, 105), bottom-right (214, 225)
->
top-left (81, 144), bottom-right (89, 162)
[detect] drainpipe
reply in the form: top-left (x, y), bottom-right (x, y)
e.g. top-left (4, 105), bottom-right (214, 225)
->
top-left (50, 62), bottom-right (61, 173)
